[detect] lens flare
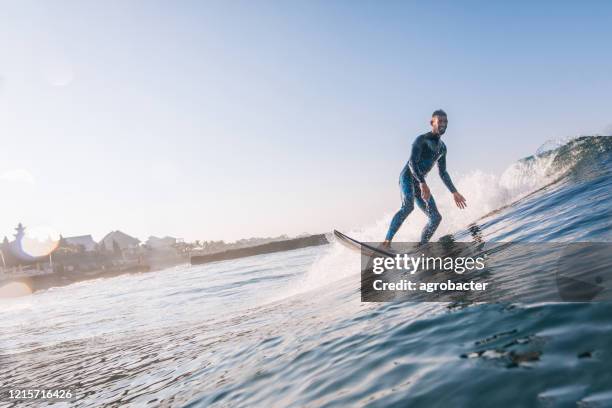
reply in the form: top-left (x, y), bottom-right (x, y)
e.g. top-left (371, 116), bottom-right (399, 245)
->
top-left (20, 225), bottom-right (60, 258)
top-left (0, 281), bottom-right (32, 298)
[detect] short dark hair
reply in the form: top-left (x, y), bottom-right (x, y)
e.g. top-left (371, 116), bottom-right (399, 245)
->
top-left (432, 109), bottom-right (447, 118)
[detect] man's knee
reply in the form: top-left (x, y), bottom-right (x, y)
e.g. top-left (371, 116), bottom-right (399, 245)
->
top-left (400, 203), bottom-right (415, 217)
top-left (430, 211), bottom-right (442, 225)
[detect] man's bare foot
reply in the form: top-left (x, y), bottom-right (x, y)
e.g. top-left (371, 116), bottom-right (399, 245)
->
top-left (382, 240), bottom-right (391, 248)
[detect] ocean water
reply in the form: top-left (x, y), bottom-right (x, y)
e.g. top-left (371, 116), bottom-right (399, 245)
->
top-left (1, 136), bottom-right (611, 407)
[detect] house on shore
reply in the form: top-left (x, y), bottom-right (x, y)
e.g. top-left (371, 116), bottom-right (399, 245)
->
top-left (100, 230), bottom-right (141, 254)
top-left (63, 235), bottom-right (97, 252)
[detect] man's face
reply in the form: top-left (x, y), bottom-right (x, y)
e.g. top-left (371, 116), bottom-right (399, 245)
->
top-left (431, 115), bottom-right (448, 135)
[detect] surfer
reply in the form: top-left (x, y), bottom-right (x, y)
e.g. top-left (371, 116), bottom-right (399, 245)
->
top-left (383, 110), bottom-right (467, 246)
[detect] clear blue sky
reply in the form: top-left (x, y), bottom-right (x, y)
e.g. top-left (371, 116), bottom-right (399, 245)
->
top-left (1, 0), bottom-right (611, 242)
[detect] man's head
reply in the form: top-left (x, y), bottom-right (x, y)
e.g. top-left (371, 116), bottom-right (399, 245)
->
top-left (430, 109), bottom-right (448, 135)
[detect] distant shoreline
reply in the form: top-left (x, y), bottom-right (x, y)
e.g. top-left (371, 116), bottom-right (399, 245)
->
top-left (0, 263), bottom-right (155, 296)
top-left (0, 234), bottom-right (330, 296)
top-left (190, 234), bottom-right (330, 265)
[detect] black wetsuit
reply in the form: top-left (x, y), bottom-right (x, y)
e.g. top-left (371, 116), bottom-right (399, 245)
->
top-left (385, 132), bottom-right (457, 243)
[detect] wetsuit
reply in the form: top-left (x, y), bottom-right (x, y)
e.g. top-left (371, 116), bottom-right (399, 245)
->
top-left (385, 132), bottom-right (457, 243)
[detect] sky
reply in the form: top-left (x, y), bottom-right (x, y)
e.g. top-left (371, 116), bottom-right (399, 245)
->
top-left (0, 0), bottom-right (611, 243)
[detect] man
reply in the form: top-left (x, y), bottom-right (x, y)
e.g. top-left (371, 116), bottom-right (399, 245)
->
top-left (383, 110), bottom-right (466, 246)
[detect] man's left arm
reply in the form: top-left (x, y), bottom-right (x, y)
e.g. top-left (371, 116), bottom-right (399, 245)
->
top-left (438, 150), bottom-right (467, 209)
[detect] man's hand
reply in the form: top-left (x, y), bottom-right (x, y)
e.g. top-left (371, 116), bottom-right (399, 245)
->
top-left (420, 183), bottom-right (431, 201)
top-left (453, 192), bottom-right (467, 209)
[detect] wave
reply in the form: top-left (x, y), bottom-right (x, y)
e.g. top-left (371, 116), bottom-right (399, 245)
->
top-left (522, 135), bottom-right (611, 179)
top-left (296, 136), bottom-right (612, 293)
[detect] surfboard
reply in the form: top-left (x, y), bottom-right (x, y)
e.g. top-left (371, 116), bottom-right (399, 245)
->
top-left (333, 230), bottom-right (396, 258)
